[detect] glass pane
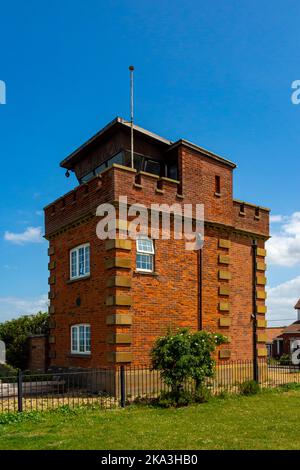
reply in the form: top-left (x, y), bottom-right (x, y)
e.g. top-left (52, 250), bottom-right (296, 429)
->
top-left (137, 253), bottom-right (153, 271)
top-left (81, 171), bottom-right (94, 183)
top-left (85, 326), bottom-right (91, 352)
top-left (78, 247), bottom-right (85, 275)
top-left (71, 250), bottom-right (77, 278)
top-left (144, 159), bottom-right (161, 176)
top-left (108, 152), bottom-right (124, 166)
top-left (137, 238), bottom-right (154, 254)
top-left (134, 154), bottom-right (143, 172)
top-left (79, 326), bottom-right (85, 352)
top-left (95, 162), bottom-right (107, 175)
top-left (72, 327), bottom-right (78, 352)
top-left (85, 245), bottom-right (90, 274)
top-left (167, 164), bottom-right (178, 180)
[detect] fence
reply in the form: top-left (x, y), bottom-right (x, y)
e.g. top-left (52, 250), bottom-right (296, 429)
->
top-left (1, 359), bottom-right (300, 413)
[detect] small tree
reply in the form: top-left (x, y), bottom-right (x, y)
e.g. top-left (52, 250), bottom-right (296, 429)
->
top-left (151, 328), bottom-right (227, 403)
top-left (0, 312), bottom-right (49, 369)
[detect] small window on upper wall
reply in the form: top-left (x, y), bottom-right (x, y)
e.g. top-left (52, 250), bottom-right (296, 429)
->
top-left (240, 203), bottom-right (245, 215)
top-left (70, 243), bottom-right (90, 279)
top-left (215, 175), bottom-right (221, 195)
top-left (136, 238), bottom-right (155, 273)
top-left (71, 324), bottom-right (91, 354)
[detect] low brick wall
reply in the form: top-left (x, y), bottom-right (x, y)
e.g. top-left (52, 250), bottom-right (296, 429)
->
top-left (27, 335), bottom-right (49, 372)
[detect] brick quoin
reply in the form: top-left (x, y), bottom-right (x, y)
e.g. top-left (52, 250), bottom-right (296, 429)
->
top-left (44, 117), bottom-right (269, 368)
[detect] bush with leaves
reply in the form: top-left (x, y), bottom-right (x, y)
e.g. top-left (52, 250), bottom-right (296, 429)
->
top-left (238, 380), bottom-right (260, 396)
top-left (279, 354), bottom-right (290, 365)
top-left (0, 312), bottom-right (49, 370)
top-left (151, 328), bottom-right (227, 405)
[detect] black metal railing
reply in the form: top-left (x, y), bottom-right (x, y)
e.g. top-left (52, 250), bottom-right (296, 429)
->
top-left (0, 359), bottom-right (300, 413)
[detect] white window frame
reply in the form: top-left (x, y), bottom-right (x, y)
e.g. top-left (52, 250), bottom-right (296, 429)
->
top-left (136, 238), bottom-right (155, 273)
top-left (70, 243), bottom-right (90, 280)
top-left (71, 324), bottom-right (91, 355)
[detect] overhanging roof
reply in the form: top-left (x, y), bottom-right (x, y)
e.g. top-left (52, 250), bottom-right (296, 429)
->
top-left (60, 117), bottom-right (172, 169)
top-left (60, 116), bottom-right (237, 170)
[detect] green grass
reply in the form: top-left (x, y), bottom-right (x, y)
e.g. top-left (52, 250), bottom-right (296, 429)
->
top-left (1, 389), bottom-right (300, 450)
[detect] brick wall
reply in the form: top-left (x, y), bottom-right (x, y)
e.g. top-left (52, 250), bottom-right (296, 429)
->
top-left (27, 335), bottom-right (49, 372)
top-left (45, 145), bottom-right (269, 368)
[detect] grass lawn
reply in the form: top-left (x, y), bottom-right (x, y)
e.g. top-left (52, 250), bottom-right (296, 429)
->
top-left (1, 389), bottom-right (300, 450)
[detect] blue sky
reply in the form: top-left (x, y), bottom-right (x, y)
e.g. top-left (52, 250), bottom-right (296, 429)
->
top-left (0, 0), bottom-right (300, 325)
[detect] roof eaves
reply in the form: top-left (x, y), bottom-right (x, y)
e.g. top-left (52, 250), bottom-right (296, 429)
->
top-left (60, 117), bottom-right (172, 169)
top-left (168, 139), bottom-right (236, 169)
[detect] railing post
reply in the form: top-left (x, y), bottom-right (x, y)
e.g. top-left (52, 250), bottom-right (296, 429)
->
top-left (17, 370), bottom-right (23, 412)
top-left (120, 365), bottom-right (126, 408)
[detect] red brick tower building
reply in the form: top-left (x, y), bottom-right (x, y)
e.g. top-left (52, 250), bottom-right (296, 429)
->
top-left (44, 117), bottom-right (269, 369)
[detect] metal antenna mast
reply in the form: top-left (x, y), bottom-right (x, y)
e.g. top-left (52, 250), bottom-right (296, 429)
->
top-left (129, 65), bottom-right (134, 168)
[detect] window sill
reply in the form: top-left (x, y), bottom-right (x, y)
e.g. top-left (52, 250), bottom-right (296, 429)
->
top-left (68, 353), bottom-right (91, 358)
top-left (134, 270), bottom-right (159, 277)
top-left (67, 275), bottom-right (90, 284)
top-left (214, 192), bottom-right (221, 198)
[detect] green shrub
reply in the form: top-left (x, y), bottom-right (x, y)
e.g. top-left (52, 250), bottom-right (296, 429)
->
top-left (279, 354), bottom-right (290, 365)
top-left (0, 364), bottom-right (18, 378)
top-left (239, 380), bottom-right (260, 396)
top-left (194, 385), bottom-right (211, 403)
top-left (158, 390), bottom-right (194, 408)
top-left (151, 328), bottom-right (227, 405)
top-left (216, 390), bottom-right (229, 399)
top-left (0, 312), bottom-right (49, 369)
